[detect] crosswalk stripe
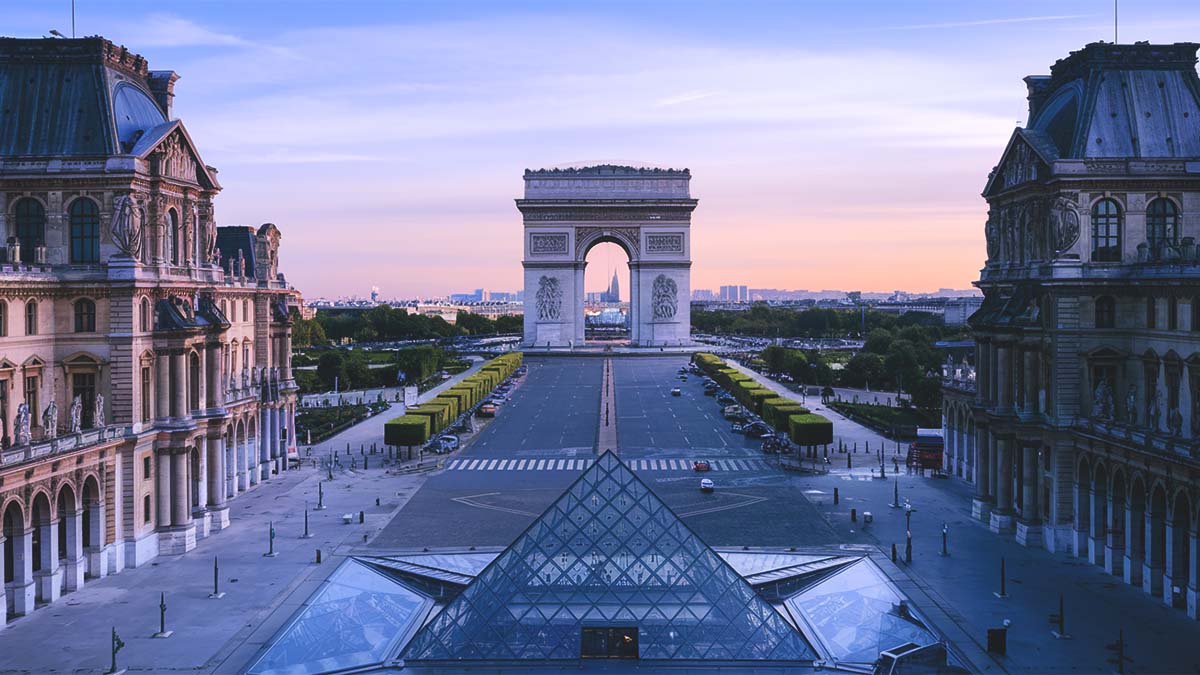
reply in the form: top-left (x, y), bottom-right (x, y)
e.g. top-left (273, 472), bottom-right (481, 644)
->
top-left (498, 460), bottom-right (510, 470)
top-left (446, 457), bottom-right (766, 472)
top-left (536, 459), bottom-right (546, 470)
top-left (447, 460), bottom-right (460, 470)
top-left (467, 459), bottom-right (480, 470)
top-left (556, 459), bottom-right (566, 470)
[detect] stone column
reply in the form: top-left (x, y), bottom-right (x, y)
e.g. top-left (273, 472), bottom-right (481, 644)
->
top-left (286, 404), bottom-right (296, 458)
top-left (156, 354), bottom-right (170, 419)
top-left (207, 343), bottom-right (223, 408)
top-left (988, 342), bottom-right (999, 405)
top-left (1089, 486), bottom-right (1106, 568)
top-left (1023, 350), bottom-right (1037, 414)
top-left (247, 430), bottom-right (260, 486)
top-left (34, 517), bottom-right (60, 603)
top-left (85, 498), bottom-right (106, 580)
top-left (259, 407), bottom-right (271, 480)
top-left (9, 527), bottom-right (35, 616)
top-left (1187, 527), bottom-right (1199, 619)
top-left (0, 534), bottom-right (5, 619)
top-left (194, 439), bottom-right (208, 520)
top-left (62, 508), bottom-right (85, 592)
top-left (996, 344), bottom-right (1012, 411)
top-left (990, 436), bottom-right (1014, 533)
top-left (270, 407), bottom-right (282, 472)
top-left (972, 424), bottom-right (992, 520)
top-left (197, 348), bottom-right (207, 412)
top-left (207, 434), bottom-right (230, 530)
top-left (171, 352), bottom-right (186, 419)
top-left (1144, 509), bottom-right (1164, 597)
top-left (156, 452), bottom-right (171, 527)
top-left (988, 434), bottom-right (1000, 511)
top-left (1125, 498), bottom-right (1144, 587)
top-left (170, 451), bottom-right (188, 527)
top-left (1164, 517), bottom-right (1179, 607)
top-left (1016, 444), bottom-right (1042, 547)
top-left (1105, 491), bottom-right (1125, 576)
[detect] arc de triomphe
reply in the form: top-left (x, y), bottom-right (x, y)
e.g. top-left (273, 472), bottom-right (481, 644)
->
top-left (519, 165), bottom-right (696, 347)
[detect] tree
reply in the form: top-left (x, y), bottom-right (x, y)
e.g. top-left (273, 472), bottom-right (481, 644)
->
top-left (911, 376), bottom-right (943, 410)
top-left (843, 353), bottom-right (884, 388)
top-left (316, 351), bottom-right (349, 391)
top-left (864, 328), bottom-right (893, 355)
top-left (762, 346), bottom-right (790, 374)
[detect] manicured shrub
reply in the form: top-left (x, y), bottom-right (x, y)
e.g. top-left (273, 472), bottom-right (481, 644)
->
top-left (788, 413), bottom-right (833, 447)
top-left (384, 415), bottom-right (430, 446)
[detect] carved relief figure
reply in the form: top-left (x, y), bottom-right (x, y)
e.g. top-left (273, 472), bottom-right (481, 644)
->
top-left (15, 403), bottom-right (30, 445)
top-left (69, 395), bottom-right (83, 433)
top-left (1049, 196), bottom-right (1080, 255)
top-left (984, 210), bottom-right (1000, 260)
top-left (652, 274), bottom-right (678, 320)
top-left (535, 275), bottom-right (562, 321)
top-left (111, 194), bottom-right (143, 260)
top-left (41, 400), bottom-right (58, 439)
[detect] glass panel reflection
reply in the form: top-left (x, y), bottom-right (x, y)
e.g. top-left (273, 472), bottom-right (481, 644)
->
top-left (248, 559), bottom-right (428, 675)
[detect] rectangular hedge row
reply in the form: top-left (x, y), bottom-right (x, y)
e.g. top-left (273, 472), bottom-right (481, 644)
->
top-left (384, 352), bottom-right (524, 446)
top-left (693, 352), bottom-right (831, 444)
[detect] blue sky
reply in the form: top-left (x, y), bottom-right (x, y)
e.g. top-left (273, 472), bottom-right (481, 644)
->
top-left (6, 1), bottom-right (1200, 298)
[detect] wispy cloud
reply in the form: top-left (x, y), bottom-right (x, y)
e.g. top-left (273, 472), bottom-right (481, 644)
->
top-left (880, 14), bottom-right (1094, 31)
top-left (654, 90), bottom-right (721, 107)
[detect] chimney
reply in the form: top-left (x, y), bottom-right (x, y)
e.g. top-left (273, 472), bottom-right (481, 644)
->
top-left (148, 70), bottom-right (181, 119)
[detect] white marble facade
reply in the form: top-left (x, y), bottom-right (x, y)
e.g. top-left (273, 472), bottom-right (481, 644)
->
top-left (518, 166), bottom-right (696, 347)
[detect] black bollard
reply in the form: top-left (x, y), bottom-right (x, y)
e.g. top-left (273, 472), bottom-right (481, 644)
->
top-left (905, 531), bottom-right (912, 564)
top-left (833, 487), bottom-right (839, 505)
top-left (110, 626), bottom-right (126, 674)
top-left (316, 481), bottom-right (326, 510)
top-left (264, 521), bottom-right (278, 558)
top-left (359, 510), bottom-right (365, 524)
top-left (891, 543), bottom-right (897, 562)
top-left (850, 508), bottom-right (857, 523)
top-left (941, 523), bottom-right (949, 557)
top-left (375, 497), bottom-right (381, 506)
top-left (302, 509), bottom-right (313, 539)
top-left (364, 457), bottom-right (368, 470)
top-left (316, 548), bottom-right (322, 564)
top-left (847, 453), bottom-right (852, 469)
top-left (209, 556), bottom-right (224, 598)
top-left (892, 479), bottom-right (899, 508)
top-left (154, 591), bottom-right (171, 638)
top-left (995, 556), bottom-right (1008, 598)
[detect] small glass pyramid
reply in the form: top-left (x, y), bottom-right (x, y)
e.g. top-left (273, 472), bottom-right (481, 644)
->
top-left (402, 451), bottom-right (815, 662)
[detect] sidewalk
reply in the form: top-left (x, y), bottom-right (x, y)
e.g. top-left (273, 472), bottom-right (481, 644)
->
top-left (734, 363), bottom-right (1200, 674)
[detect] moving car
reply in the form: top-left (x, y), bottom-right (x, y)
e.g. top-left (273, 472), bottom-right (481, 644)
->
top-left (699, 478), bottom-right (715, 493)
top-left (703, 386), bottom-right (718, 397)
top-left (670, 388), bottom-right (682, 397)
top-left (693, 460), bottom-right (711, 472)
top-left (436, 435), bottom-right (460, 451)
top-left (716, 395), bottom-right (737, 406)
top-left (733, 421), bottom-right (772, 438)
top-left (478, 404), bottom-right (497, 417)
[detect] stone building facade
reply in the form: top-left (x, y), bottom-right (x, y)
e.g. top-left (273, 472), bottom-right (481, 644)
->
top-left (0, 37), bottom-right (298, 621)
top-left (951, 42), bottom-right (1200, 620)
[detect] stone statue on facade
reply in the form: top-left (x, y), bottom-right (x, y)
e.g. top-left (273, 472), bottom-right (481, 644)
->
top-left (652, 274), bottom-right (678, 320)
top-left (94, 394), bottom-right (105, 428)
top-left (15, 403), bottom-right (31, 445)
top-left (41, 400), bottom-right (58, 439)
top-left (1148, 391), bottom-right (1161, 431)
top-left (242, 367), bottom-right (249, 390)
top-left (984, 210), bottom-right (1000, 260)
top-left (110, 194), bottom-right (143, 260)
top-left (535, 276), bottom-right (562, 321)
top-left (1092, 378), bottom-right (1114, 420)
top-left (1125, 385), bottom-right (1137, 425)
top-left (1167, 405), bottom-right (1183, 437)
top-left (69, 395), bottom-right (83, 433)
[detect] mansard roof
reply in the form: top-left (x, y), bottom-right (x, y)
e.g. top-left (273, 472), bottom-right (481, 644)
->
top-left (1022, 41), bottom-right (1200, 160)
top-left (216, 226), bottom-right (258, 277)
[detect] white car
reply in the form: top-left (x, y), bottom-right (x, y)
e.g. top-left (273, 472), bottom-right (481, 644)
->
top-left (436, 435), bottom-right (460, 451)
top-left (700, 478), bottom-right (714, 493)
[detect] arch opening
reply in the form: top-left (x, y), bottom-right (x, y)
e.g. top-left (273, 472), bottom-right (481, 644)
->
top-left (583, 240), bottom-right (631, 344)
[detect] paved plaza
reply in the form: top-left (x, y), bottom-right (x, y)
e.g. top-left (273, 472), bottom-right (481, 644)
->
top-left (1, 355), bottom-right (1197, 673)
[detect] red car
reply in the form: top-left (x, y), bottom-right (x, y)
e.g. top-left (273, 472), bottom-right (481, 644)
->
top-left (693, 461), bottom-right (711, 472)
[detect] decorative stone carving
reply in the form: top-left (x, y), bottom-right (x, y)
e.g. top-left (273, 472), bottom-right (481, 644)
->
top-left (94, 394), bottom-right (105, 428)
top-left (529, 233), bottom-right (568, 256)
top-left (1049, 196), bottom-right (1080, 255)
top-left (41, 400), bottom-right (58, 439)
top-left (984, 210), bottom-right (999, 260)
top-left (1092, 378), bottom-right (1114, 420)
top-left (535, 276), bottom-right (562, 321)
top-left (15, 403), bottom-right (30, 445)
top-left (1168, 405), bottom-right (1183, 437)
top-left (111, 194), bottom-right (143, 260)
top-left (646, 233), bottom-right (684, 254)
top-left (651, 274), bottom-right (678, 320)
top-left (1125, 385), bottom-right (1137, 425)
top-left (1001, 140), bottom-right (1038, 190)
top-left (69, 395), bottom-right (82, 434)
top-left (1148, 390), bottom-right (1161, 431)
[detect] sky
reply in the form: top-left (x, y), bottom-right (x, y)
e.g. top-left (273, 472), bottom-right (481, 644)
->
top-left (6, 0), bottom-right (1200, 299)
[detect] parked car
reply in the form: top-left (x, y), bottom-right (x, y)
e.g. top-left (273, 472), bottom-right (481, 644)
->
top-left (436, 435), bottom-right (460, 451)
top-left (703, 387), bottom-right (718, 397)
top-left (693, 460), bottom-right (711, 472)
top-left (761, 434), bottom-right (792, 454)
top-left (734, 421), bottom-right (771, 438)
top-left (678, 375), bottom-right (688, 382)
top-left (478, 404), bottom-right (498, 417)
top-left (670, 388), bottom-right (682, 397)
top-left (699, 478), bottom-right (715, 493)
top-left (717, 395), bottom-right (737, 406)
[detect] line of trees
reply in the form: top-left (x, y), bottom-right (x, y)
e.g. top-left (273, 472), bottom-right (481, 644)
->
top-left (694, 305), bottom-right (953, 338)
top-left (290, 306), bottom-right (522, 347)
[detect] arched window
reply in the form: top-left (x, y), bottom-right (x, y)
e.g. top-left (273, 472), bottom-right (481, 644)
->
top-left (14, 198), bottom-right (45, 264)
top-left (69, 198), bottom-right (100, 263)
top-left (74, 298), bottom-right (96, 333)
top-left (168, 209), bottom-right (180, 265)
top-left (1095, 296), bottom-right (1116, 328)
top-left (1146, 198), bottom-right (1178, 254)
top-left (1091, 198), bottom-right (1122, 262)
top-left (140, 297), bottom-right (151, 332)
top-left (24, 300), bottom-right (37, 336)
top-left (0, 300), bottom-right (7, 338)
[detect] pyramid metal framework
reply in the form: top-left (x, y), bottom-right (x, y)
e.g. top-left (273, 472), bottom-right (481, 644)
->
top-left (402, 451), bottom-right (816, 662)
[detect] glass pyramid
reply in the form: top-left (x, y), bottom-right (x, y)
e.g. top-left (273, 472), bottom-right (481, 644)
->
top-left (402, 451), bottom-right (816, 662)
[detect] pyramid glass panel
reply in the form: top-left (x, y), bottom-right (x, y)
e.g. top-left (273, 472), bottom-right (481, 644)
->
top-left (786, 558), bottom-right (940, 665)
top-left (248, 559), bottom-right (428, 675)
top-left (402, 452), bottom-right (815, 662)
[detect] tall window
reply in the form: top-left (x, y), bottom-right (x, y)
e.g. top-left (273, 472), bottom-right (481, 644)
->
top-left (1147, 297), bottom-right (1157, 329)
top-left (1168, 296), bottom-right (1179, 330)
top-left (140, 297), bottom-right (151, 332)
top-left (14, 198), bottom-right (45, 264)
top-left (141, 366), bottom-right (152, 421)
top-left (73, 298), bottom-right (96, 333)
top-left (1146, 198), bottom-right (1179, 254)
top-left (0, 300), bottom-right (7, 337)
top-left (1095, 296), bottom-right (1116, 328)
top-left (242, 299), bottom-right (249, 322)
top-left (69, 198), bottom-right (100, 263)
top-left (143, 495), bottom-right (151, 524)
top-left (230, 299), bottom-right (236, 322)
top-left (24, 300), bottom-right (37, 336)
top-left (189, 353), bottom-right (201, 411)
top-left (143, 456), bottom-right (151, 480)
top-left (168, 209), bottom-right (180, 265)
top-left (23, 375), bottom-right (38, 426)
top-left (1091, 198), bottom-right (1122, 262)
top-left (72, 372), bottom-right (96, 428)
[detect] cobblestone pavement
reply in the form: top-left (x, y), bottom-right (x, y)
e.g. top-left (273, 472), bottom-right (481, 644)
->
top-left (732, 363), bottom-right (1200, 674)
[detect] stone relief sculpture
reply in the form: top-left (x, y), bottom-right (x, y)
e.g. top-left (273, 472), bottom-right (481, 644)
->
top-left (1125, 385), bottom-right (1137, 425)
top-left (111, 194), bottom-right (143, 260)
top-left (42, 400), bottom-right (58, 439)
top-left (69, 395), bottom-right (83, 433)
top-left (535, 276), bottom-right (562, 321)
top-left (15, 403), bottom-right (31, 445)
top-left (984, 210), bottom-right (999, 260)
top-left (652, 274), bottom-right (678, 320)
top-left (95, 394), bottom-right (105, 428)
top-left (1049, 196), bottom-right (1080, 255)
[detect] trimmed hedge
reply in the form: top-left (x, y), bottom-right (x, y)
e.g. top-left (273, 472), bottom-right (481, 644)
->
top-left (384, 415), bottom-right (431, 446)
top-left (788, 413), bottom-right (833, 447)
top-left (763, 398), bottom-right (810, 430)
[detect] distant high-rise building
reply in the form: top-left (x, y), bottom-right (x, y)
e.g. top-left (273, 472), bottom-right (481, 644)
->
top-left (692, 289), bottom-right (715, 301)
top-left (738, 285), bottom-right (748, 302)
top-left (599, 269), bottom-right (621, 302)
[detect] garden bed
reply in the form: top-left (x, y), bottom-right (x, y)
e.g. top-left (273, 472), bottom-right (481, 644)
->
top-left (827, 402), bottom-right (938, 439)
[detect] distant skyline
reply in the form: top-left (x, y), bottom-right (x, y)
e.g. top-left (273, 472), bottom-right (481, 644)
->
top-left (6, 0), bottom-right (1200, 296)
